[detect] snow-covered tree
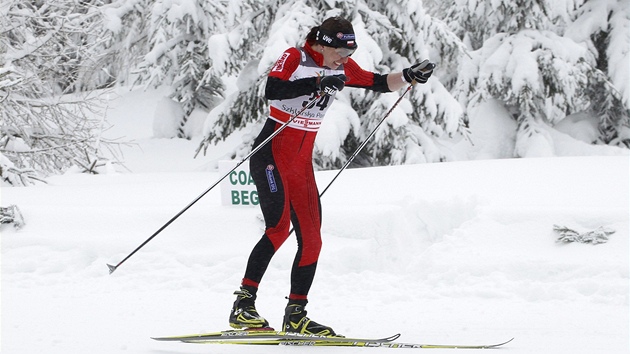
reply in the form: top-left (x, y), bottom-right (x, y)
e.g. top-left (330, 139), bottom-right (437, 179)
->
top-left (1, 0), bottom-right (123, 185)
top-left (134, 0), bottom-right (227, 139)
top-left (196, 0), bottom-right (467, 168)
top-left (435, 0), bottom-right (629, 156)
top-left (196, 0), bottom-right (316, 158)
top-left (349, 0), bottom-right (466, 166)
top-left (566, 0), bottom-right (630, 147)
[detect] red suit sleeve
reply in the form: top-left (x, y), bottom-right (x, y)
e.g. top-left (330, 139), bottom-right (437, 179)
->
top-left (344, 58), bottom-right (391, 93)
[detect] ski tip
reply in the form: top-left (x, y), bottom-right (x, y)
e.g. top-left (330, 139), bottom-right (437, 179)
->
top-left (107, 263), bottom-right (117, 274)
top-left (489, 337), bottom-right (515, 348)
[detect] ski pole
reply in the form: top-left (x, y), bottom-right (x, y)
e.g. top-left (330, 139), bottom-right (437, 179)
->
top-left (107, 92), bottom-right (323, 274)
top-left (320, 62), bottom-right (435, 196)
top-left (286, 66), bottom-right (434, 235)
top-left (284, 84), bottom-right (413, 238)
top-left (320, 84), bottom-right (412, 197)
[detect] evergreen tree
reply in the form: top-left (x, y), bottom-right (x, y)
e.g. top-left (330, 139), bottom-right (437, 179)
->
top-left (437, 0), bottom-right (628, 156)
top-left (136, 0), bottom-right (227, 139)
top-left (354, 0), bottom-right (465, 166)
top-left (196, 0), bottom-right (288, 157)
top-left (566, 0), bottom-right (630, 147)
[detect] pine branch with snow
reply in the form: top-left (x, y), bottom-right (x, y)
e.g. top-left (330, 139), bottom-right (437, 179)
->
top-left (566, 0), bottom-right (630, 148)
top-left (0, 204), bottom-right (25, 229)
top-left (0, 152), bottom-right (40, 186)
top-left (134, 0), bottom-right (228, 139)
top-left (195, 77), bottom-right (266, 158)
top-left (99, 0), bottom-right (153, 87)
top-left (554, 224), bottom-right (615, 244)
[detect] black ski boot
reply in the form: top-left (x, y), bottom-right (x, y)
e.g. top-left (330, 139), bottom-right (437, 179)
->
top-left (229, 286), bottom-right (269, 329)
top-left (282, 300), bottom-right (337, 336)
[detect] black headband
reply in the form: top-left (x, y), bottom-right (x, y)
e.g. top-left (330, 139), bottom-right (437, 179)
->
top-left (316, 28), bottom-right (358, 50)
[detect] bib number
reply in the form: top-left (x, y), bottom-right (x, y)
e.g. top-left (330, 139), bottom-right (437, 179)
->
top-left (302, 92), bottom-right (330, 111)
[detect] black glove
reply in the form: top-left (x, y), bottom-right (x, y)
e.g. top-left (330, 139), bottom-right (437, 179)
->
top-left (319, 74), bottom-right (347, 95)
top-left (402, 59), bottom-right (435, 84)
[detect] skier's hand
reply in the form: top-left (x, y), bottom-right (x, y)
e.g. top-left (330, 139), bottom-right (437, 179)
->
top-left (402, 60), bottom-right (435, 84)
top-left (319, 74), bottom-right (347, 95)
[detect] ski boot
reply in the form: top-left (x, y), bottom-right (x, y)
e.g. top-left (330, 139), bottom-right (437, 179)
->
top-left (282, 300), bottom-right (337, 336)
top-left (229, 286), bottom-right (269, 329)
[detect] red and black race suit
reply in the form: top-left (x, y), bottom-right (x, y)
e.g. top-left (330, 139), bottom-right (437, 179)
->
top-left (242, 42), bottom-right (391, 300)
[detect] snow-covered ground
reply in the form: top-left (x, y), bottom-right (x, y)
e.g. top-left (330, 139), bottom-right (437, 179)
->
top-left (2, 89), bottom-right (629, 353)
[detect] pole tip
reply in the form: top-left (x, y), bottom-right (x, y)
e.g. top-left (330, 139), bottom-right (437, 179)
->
top-left (107, 263), bottom-right (117, 274)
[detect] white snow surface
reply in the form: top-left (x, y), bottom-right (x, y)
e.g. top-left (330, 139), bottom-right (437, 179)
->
top-left (2, 89), bottom-right (629, 354)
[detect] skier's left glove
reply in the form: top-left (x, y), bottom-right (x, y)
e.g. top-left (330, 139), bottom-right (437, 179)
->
top-left (319, 74), bottom-right (347, 95)
top-left (402, 59), bottom-right (435, 84)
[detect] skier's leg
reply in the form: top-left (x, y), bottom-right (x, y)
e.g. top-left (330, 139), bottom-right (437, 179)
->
top-left (230, 121), bottom-right (291, 329)
top-left (281, 165), bottom-right (335, 336)
top-left (240, 121), bottom-right (292, 288)
top-left (287, 195), bottom-right (322, 299)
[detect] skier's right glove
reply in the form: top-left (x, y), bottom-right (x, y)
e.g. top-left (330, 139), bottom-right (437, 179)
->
top-left (319, 74), bottom-right (347, 95)
top-left (402, 59), bottom-right (435, 84)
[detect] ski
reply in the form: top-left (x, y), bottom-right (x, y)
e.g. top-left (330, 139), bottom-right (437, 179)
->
top-left (182, 337), bottom-right (513, 349)
top-left (152, 330), bottom-right (513, 349)
top-left (336, 338), bottom-right (515, 349)
top-left (152, 329), bottom-right (400, 344)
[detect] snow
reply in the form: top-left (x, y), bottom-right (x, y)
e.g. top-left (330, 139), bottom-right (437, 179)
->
top-left (2, 89), bottom-right (629, 354)
top-left (316, 94), bottom-right (360, 160)
top-left (464, 98), bottom-right (517, 159)
top-left (554, 111), bottom-right (600, 144)
top-left (207, 34), bottom-right (231, 76)
top-left (153, 96), bottom-right (184, 138)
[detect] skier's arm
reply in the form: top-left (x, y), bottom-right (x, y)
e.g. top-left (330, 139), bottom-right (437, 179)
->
top-left (265, 77), bottom-right (318, 100)
top-left (344, 59), bottom-right (390, 93)
top-left (265, 48), bottom-right (318, 100)
top-left (345, 59), bottom-right (435, 92)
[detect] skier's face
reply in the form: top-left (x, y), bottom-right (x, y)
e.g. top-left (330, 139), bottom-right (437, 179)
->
top-left (321, 46), bottom-right (350, 69)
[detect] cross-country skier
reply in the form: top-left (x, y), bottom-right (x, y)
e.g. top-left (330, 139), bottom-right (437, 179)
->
top-left (229, 16), bottom-right (434, 336)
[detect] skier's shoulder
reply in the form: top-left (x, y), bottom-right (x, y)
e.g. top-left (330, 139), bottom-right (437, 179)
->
top-left (270, 47), bottom-right (302, 75)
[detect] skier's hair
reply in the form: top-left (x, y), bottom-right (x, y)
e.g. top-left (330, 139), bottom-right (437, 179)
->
top-left (306, 16), bottom-right (354, 46)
